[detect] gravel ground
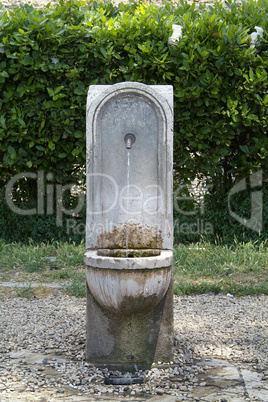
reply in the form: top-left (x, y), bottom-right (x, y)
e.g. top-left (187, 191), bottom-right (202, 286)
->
top-left (0, 293), bottom-right (267, 400)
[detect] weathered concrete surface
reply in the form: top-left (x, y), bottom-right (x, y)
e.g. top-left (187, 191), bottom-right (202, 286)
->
top-left (85, 82), bottom-right (174, 367)
top-left (85, 280), bottom-right (174, 369)
top-left (85, 82), bottom-right (173, 250)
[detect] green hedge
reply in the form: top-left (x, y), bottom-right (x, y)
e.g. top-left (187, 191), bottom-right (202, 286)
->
top-left (0, 0), bottom-right (267, 243)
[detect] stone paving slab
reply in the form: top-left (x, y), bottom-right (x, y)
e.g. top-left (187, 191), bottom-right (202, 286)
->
top-left (241, 369), bottom-right (268, 401)
top-left (0, 282), bottom-right (62, 289)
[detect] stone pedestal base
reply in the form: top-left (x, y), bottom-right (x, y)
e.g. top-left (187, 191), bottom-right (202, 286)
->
top-left (86, 277), bottom-right (173, 371)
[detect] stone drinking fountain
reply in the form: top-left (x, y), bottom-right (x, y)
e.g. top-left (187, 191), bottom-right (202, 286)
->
top-left (84, 82), bottom-right (173, 371)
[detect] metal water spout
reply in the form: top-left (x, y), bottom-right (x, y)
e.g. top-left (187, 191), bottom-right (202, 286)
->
top-left (124, 133), bottom-right (136, 149)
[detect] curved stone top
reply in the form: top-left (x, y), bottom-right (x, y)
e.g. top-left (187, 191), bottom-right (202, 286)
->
top-left (86, 82), bottom-right (173, 118)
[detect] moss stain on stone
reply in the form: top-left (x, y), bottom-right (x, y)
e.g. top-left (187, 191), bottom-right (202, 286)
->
top-left (96, 223), bottom-right (163, 249)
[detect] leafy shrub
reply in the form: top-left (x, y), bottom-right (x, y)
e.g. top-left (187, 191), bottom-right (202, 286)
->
top-left (0, 0), bottom-right (267, 243)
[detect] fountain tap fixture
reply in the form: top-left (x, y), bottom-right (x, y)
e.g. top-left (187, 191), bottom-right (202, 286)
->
top-left (124, 133), bottom-right (136, 149)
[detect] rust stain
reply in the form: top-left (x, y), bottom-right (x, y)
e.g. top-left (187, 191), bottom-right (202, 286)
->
top-left (96, 223), bottom-right (163, 249)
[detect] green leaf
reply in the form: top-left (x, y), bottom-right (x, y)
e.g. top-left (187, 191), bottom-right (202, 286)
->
top-left (239, 145), bottom-right (249, 154)
top-left (59, 152), bottom-right (67, 158)
top-left (36, 145), bottom-right (45, 151)
top-left (72, 148), bottom-right (81, 157)
top-left (18, 118), bottom-right (26, 127)
top-left (21, 55), bottom-right (33, 66)
top-left (175, 89), bottom-right (185, 98)
top-left (52, 93), bottom-right (66, 101)
top-left (0, 115), bottom-right (6, 129)
top-left (74, 130), bottom-right (83, 138)
top-left (100, 47), bottom-right (107, 57)
top-left (47, 88), bottom-right (54, 97)
top-left (8, 146), bottom-right (16, 156)
top-left (54, 86), bottom-right (64, 94)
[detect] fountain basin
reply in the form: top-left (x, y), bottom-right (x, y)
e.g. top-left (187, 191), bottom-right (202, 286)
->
top-left (85, 249), bottom-right (173, 315)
